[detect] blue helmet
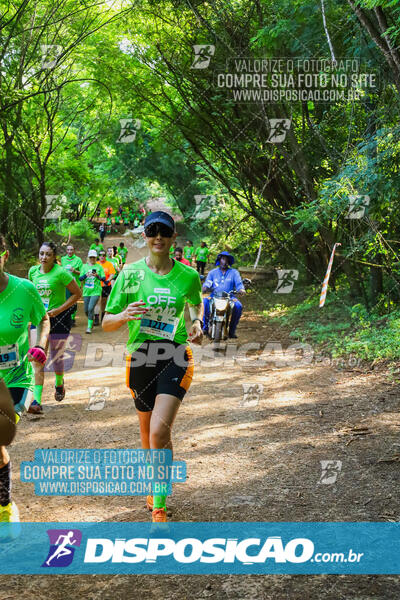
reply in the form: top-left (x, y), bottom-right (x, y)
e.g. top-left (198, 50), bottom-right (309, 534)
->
top-left (216, 251), bottom-right (234, 266)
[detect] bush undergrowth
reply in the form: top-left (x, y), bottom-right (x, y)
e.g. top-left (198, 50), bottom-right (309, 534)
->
top-left (254, 282), bottom-right (400, 362)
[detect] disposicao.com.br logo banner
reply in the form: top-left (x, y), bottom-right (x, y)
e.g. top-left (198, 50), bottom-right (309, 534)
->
top-left (0, 522), bottom-right (399, 574)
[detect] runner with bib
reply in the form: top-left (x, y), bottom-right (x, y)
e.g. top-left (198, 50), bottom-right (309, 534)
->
top-left (79, 250), bottom-right (106, 334)
top-left (194, 241), bottom-right (209, 275)
top-left (61, 244), bottom-right (83, 327)
top-left (183, 240), bottom-right (194, 264)
top-left (97, 250), bottom-right (116, 323)
top-left (107, 247), bottom-right (122, 274)
top-left (103, 211), bottom-right (203, 523)
top-left (0, 235), bottom-right (50, 532)
top-left (28, 242), bottom-right (81, 412)
top-left (117, 242), bottom-right (128, 266)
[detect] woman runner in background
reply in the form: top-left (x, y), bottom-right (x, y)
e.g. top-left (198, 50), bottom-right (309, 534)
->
top-left (28, 242), bottom-right (81, 413)
top-left (61, 244), bottom-right (83, 327)
top-left (103, 211), bottom-right (203, 523)
top-left (79, 250), bottom-right (106, 333)
top-left (194, 241), bottom-right (209, 275)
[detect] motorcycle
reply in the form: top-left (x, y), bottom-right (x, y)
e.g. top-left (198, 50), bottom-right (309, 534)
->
top-left (207, 278), bottom-right (252, 343)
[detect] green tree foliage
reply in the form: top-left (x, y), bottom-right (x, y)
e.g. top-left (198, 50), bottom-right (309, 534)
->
top-left (1, 0), bottom-right (400, 314)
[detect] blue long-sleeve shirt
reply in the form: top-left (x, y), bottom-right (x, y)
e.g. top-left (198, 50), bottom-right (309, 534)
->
top-left (202, 267), bottom-right (244, 297)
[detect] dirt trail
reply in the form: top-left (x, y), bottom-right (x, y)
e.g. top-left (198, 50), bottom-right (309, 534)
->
top-left (1, 234), bottom-right (400, 598)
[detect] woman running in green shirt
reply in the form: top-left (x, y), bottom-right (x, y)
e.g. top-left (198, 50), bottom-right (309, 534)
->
top-left (194, 241), bottom-right (209, 275)
top-left (169, 241), bottom-right (177, 258)
top-left (106, 247), bottom-right (121, 273)
top-left (103, 211), bottom-right (203, 523)
top-left (90, 239), bottom-right (104, 256)
top-left (183, 240), bottom-right (194, 264)
top-left (61, 244), bottom-right (83, 327)
top-left (117, 242), bottom-right (128, 265)
top-left (28, 242), bottom-right (81, 412)
top-left (0, 235), bottom-right (50, 532)
top-left (79, 250), bottom-right (106, 334)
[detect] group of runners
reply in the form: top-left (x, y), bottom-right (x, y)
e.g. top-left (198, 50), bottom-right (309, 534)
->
top-left (103, 204), bottom-right (147, 235)
top-left (0, 209), bottom-right (247, 529)
top-left (170, 240), bottom-right (210, 276)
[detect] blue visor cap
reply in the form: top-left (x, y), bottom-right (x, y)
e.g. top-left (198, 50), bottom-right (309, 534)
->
top-left (144, 211), bottom-right (175, 231)
top-left (216, 251), bottom-right (234, 266)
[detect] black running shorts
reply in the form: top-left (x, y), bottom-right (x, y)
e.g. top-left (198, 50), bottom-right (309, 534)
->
top-left (126, 340), bottom-right (194, 412)
top-left (102, 285), bottom-right (112, 298)
top-left (50, 308), bottom-right (71, 335)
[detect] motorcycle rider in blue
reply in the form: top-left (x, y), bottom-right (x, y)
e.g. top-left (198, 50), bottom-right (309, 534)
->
top-left (202, 251), bottom-right (246, 338)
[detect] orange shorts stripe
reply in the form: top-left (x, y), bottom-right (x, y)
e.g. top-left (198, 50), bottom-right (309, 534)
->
top-left (180, 346), bottom-right (194, 392)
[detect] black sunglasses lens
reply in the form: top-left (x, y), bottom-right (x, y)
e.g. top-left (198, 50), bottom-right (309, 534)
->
top-left (160, 225), bottom-right (173, 237)
top-left (144, 224), bottom-right (156, 237)
top-left (145, 224), bottom-right (173, 238)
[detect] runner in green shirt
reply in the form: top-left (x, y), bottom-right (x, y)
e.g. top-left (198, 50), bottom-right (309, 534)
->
top-left (61, 244), bottom-right (83, 326)
top-left (183, 240), bottom-right (194, 263)
top-left (106, 247), bottom-right (121, 273)
top-left (103, 211), bottom-right (203, 524)
top-left (28, 242), bottom-right (81, 410)
top-left (117, 242), bottom-right (128, 265)
top-left (194, 241), bottom-right (209, 275)
top-left (90, 239), bottom-right (104, 255)
top-left (0, 234), bottom-right (50, 530)
top-left (169, 241), bottom-right (177, 258)
top-left (113, 245), bottom-right (123, 269)
top-left (79, 250), bottom-right (106, 334)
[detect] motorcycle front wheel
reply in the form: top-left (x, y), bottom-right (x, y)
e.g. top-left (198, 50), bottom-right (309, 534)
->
top-left (214, 320), bottom-right (223, 343)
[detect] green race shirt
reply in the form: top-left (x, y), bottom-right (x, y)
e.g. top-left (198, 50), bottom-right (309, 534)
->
top-left (0, 274), bottom-right (46, 389)
top-left (117, 247), bottom-right (128, 262)
top-left (106, 257), bottom-right (202, 353)
top-left (195, 246), bottom-right (209, 262)
top-left (28, 263), bottom-right (73, 312)
top-left (90, 243), bottom-right (104, 255)
top-left (80, 263), bottom-right (105, 297)
top-left (183, 246), bottom-right (194, 260)
top-left (61, 254), bottom-right (83, 284)
top-left (108, 257), bottom-right (120, 271)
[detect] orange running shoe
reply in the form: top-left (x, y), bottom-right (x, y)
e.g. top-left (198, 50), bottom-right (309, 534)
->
top-left (146, 495), bottom-right (153, 511)
top-left (152, 508), bottom-right (167, 523)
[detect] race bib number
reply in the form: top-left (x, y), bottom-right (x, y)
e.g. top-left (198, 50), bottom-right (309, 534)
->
top-left (0, 344), bottom-right (20, 369)
top-left (42, 298), bottom-right (49, 310)
top-left (85, 277), bottom-right (95, 289)
top-left (139, 308), bottom-right (179, 340)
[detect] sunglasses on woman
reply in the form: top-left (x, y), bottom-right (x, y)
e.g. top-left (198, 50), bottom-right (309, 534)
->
top-left (144, 223), bottom-right (174, 238)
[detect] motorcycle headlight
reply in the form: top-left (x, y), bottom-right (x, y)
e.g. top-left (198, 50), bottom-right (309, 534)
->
top-left (214, 299), bottom-right (228, 312)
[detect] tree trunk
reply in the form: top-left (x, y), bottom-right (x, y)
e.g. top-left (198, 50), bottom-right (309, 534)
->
top-left (370, 255), bottom-right (383, 306)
